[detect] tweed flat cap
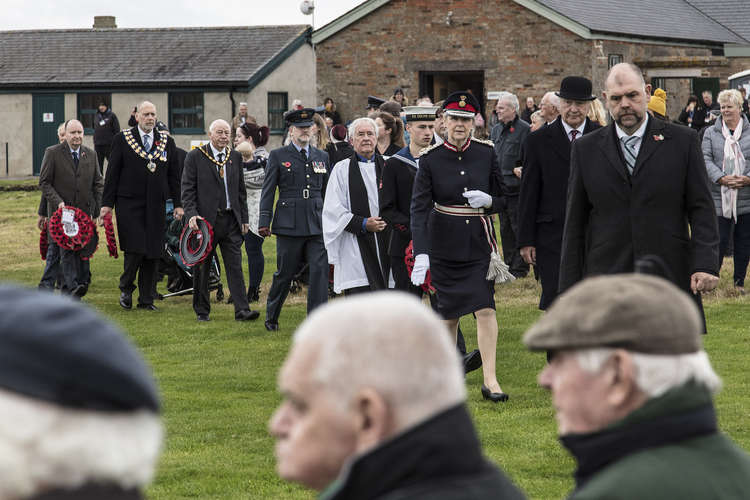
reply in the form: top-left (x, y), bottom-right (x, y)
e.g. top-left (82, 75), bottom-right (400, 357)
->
top-left (523, 274), bottom-right (702, 354)
top-left (0, 285), bottom-right (160, 412)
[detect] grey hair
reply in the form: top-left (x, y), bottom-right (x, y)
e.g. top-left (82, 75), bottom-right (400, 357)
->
top-left (0, 389), bottom-right (162, 498)
top-left (292, 292), bottom-right (465, 430)
top-left (239, 101), bottom-right (248, 107)
top-left (575, 348), bottom-right (722, 398)
top-left (718, 89), bottom-right (743, 109)
top-left (496, 91), bottom-right (520, 113)
top-left (541, 91), bottom-right (559, 110)
top-left (530, 110), bottom-right (544, 123)
top-left (209, 119), bottom-right (230, 133)
top-left (348, 117), bottom-right (379, 140)
top-left (136, 100), bottom-right (155, 112)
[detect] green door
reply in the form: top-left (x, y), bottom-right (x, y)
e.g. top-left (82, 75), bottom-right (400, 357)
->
top-left (32, 94), bottom-right (65, 175)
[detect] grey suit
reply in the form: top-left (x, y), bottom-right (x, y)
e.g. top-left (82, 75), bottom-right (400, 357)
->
top-left (39, 141), bottom-right (103, 292)
top-left (259, 143), bottom-right (329, 325)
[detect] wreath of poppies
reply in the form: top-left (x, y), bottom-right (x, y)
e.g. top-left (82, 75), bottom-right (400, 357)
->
top-left (48, 206), bottom-right (96, 252)
top-left (39, 219), bottom-right (49, 260)
top-left (405, 240), bottom-right (435, 294)
top-left (102, 212), bottom-right (118, 258)
top-left (179, 218), bottom-right (214, 268)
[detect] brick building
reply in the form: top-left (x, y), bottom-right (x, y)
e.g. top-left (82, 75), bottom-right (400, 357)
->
top-left (313, 0), bottom-right (750, 123)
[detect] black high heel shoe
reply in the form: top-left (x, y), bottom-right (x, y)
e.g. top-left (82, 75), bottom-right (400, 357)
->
top-left (481, 385), bottom-right (509, 403)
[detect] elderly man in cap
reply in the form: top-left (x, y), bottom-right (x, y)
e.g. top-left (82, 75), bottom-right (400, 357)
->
top-left (270, 292), bottom-right (525, 499)
top-left (517, 77), bottom-right (601, 310)
top-left (259, 108), bottom-right (330, 331)
top-left (0, 285), bottom-right (162, 499)
top-left (560, 63), bottom-right (719, 326)
top-left (524, 274), bottom-right (750, 499)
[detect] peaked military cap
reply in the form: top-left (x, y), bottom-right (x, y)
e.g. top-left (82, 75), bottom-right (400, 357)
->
top-left (443, 91), bottom-right (480, 118)
top-left (285, 108), bottom-right (316, 127)
top-left (366, 95), bottom-right (386, 110)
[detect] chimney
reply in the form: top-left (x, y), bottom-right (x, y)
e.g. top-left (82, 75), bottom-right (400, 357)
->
top-left (93, 16), bottom-right (117, 29)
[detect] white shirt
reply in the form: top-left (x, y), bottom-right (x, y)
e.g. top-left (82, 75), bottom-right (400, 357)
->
top-left (615, 115), bottom-right (649, 158)
top-left (210, 143), bottom-right (231, 210)
top-left (323, 158), bottom-right (386, 293)
top-left (561, 118), bottom-right (587, 141)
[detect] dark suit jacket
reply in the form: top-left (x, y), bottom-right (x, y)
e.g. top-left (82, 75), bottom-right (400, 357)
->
top-left (517, 117), bottom-right (601, 309)
top-left (259, 143), bottom-right (329, 237)
top-left (380, 152), bottom-right (418, 258)
top-left (559, 116), bottom-right (719, 295)
top-left (181, 145), bottom-right (248, 228)
top-left (39, 142), bottom-right (102, 217)
top-left (102, 128), bottom-right (181, 257)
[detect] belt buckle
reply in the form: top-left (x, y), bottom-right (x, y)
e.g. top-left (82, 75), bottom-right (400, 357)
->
top-left (302, 188), bottom-right (310, 199)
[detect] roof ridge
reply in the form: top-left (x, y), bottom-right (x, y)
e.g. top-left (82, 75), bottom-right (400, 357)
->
top-left (0, 24), bottom-right (309, 34)
top-left (683, 0), bottom-right (750, 43)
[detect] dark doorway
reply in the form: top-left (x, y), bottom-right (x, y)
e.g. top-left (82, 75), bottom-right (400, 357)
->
top-left (692, 77), bottom-right (720, 103)
top-left (33, 94), bottom-right (65, 175)
top-left (419, 71), bottom-right (485, 116)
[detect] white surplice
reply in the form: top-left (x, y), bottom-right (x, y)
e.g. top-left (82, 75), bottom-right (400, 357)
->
top-left (323, 158), bottom-right (386, 293)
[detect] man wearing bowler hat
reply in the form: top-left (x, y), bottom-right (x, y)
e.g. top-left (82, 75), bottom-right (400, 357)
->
top-left (559, 63), bottom-right (719, 327)
top-left (259, 108), bottom-right (330, 331)
top-left (524, 274), bottom-right (750, 499)
top-left (517, 76), bottom-right (601, 310)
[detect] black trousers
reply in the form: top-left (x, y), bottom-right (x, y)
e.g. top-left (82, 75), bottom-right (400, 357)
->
top-left (120, 252), bottom-right (157, 305)
top-left (389, 255), bottom-right (467, 355)
top-left (266, 235), bottom-right (328, 323)
top-left (193, 212), bottom-right (248, 316)
top-left (95, 145), bottom-right (111, 171)
top-left (498, 195), bottom-right (529, 277)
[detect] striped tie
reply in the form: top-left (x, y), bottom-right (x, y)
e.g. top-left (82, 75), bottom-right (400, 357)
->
top-left (621, 136), bottom-right (638, 174)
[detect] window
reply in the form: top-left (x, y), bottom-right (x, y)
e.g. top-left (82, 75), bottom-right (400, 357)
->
top-left (169, 92), bottom-right (204, 134)
top-left (78, 93), bottom-right (111, 133)
top-left (651, 77), bottom-right (666, 90)
top-left (268, 92), bottom-right (288, 134)
top-left (608, 54), bottom-right (623, 69)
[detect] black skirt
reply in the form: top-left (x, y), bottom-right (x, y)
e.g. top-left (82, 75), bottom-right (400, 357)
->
top-left (430, 256), bottom-right (495, 319)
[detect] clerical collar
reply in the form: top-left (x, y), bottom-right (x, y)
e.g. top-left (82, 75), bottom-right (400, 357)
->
top-left (291, 141), bottom-right (310, 156)
top-left (356, 153), bottom-right (375, 163)
top-left (209, 142), bottom-right (227, 158)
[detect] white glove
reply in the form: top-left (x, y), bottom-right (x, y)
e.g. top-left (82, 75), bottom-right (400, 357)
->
top-left (463, 190), bottom-right (492, 209)
top-left (411, 253), bottom-right (429, 286)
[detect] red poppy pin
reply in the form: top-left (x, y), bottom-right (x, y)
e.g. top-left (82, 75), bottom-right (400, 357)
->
top-left (283, 162), bottom-right (292, 168)
top-left (510, 127), bottom-right (515, 133)
top-left (80, 151), bottom-right (86, 158)
top-left (653, 134), bottom-right (664, 141)
top-left (154, 141), bottom-right (160, 147)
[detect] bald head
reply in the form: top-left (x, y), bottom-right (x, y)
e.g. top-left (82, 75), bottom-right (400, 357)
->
top-left (604, 63), bottom-right (646, 92)
top-left (208, 119), bottom-right (231, 150)
top-left (540, 91), bottom-right (560, 123)
top-left (136, 101), bottom-right (157, 133)
top-left (64, 120), bottom-right (84, 149)
top-left (603, 63), bottom-right (651, 135)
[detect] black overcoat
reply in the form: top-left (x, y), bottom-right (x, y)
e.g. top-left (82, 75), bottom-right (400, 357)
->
top-left (102, 128), bottom-right (181, 258)
top-left (380, 152), bottom-right (418, 258)
top-left (559, 117), bottom-right (719, 298)
top-left (517, 117), bottom-right (600, 309)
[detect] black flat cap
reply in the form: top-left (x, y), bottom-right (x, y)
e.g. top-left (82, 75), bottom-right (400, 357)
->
top-left (0, 285), bottom-right (160, 412)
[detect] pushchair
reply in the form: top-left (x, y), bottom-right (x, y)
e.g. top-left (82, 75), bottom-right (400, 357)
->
top-left (156, 205), bottom-right (224, 301)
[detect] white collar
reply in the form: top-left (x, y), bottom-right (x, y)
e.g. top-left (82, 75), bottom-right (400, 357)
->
top-left (615, 115), bottom-right (649, 141)
top-left (69, 146), bottom-right (80, 154)
top-left (561, 118), bottom-right (587, 137)
top-left (138, 127), bottom-right (153, 140)
top-left (210, 143), bottom-right (227, 159)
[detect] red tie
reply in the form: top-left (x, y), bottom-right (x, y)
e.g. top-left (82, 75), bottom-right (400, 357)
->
top-left (570, 130), bottom-right (579, 141)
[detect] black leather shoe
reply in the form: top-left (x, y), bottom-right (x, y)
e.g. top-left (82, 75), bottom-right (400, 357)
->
top-left (481, 385), bottom-right (509, 403)
top-left (72, 284), bottom-right (88, 298)
top-left (197, 314), bottom-right (210, 322)
top-left (235, 309), bottom-right (260, 321)
top-left (137, 304), bottom-right (158, 311)
top-left (463, 349), bottom-right (482, 374)
top-left (264, 320), bottom-right (279, 331)
top-left (119, 291), bottom-right (132, 310)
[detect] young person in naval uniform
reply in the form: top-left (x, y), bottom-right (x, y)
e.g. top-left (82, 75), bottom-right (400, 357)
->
top-left (258, 108), bottom-right (330, 331)
top-left (380, 105), bottom-right (482, 374)
top-left (411, 92), bottom-right (510, 402)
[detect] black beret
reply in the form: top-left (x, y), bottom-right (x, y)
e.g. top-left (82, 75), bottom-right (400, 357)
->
top-left (0, 285), bottom-right (160, 412)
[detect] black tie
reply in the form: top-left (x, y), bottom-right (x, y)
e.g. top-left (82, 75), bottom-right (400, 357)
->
top-left (72, 151), bottom-right (79, 168)
top-left (300, 148), bottom-right (307, 163)
top-left (218, 152), bottom-right (224, 163)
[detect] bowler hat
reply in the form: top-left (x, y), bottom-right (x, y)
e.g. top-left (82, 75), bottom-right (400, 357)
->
top-left (556, 76), bottom-right (596, 101)
top-left (523, 274), bottom-right (703, 355)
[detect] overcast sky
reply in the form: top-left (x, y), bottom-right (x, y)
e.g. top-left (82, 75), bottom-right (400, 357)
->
top-left (1, 0), bottom-right (365, 30)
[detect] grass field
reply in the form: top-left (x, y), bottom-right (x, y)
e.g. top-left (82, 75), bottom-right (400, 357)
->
top-left (2, 188), bottom-right (749, 499)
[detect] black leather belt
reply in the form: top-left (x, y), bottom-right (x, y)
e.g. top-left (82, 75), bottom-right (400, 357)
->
top-left (279, 191), bottom-right (321, 200)
top-left (216, 208), bottom-right (232, 215)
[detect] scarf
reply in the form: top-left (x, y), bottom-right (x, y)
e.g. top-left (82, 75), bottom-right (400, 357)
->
top-left (721, 118), bottom-right (746, 222)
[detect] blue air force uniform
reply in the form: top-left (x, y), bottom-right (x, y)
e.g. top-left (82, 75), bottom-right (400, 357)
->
top-left (259, 108), bottom-right (330, 328)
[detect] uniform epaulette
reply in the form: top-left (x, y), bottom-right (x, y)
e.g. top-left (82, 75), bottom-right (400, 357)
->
top-left (419, 143), bottom-right (441, 156)
top-left (471, 137), bottom-right (495, 147)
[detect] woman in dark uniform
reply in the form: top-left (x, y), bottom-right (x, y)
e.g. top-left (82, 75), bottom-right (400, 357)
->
top-left (411, 91), bottom-right (512, 402)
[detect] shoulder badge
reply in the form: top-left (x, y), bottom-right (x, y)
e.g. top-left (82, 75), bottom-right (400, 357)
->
top-left (419, 143), bottom-right (441, 156)
top-left (471, 137), bottom-right (495, 147)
